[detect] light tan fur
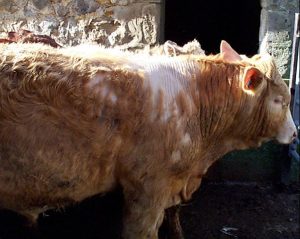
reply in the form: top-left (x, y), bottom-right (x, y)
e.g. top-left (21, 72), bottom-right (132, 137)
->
top-left (0, 42), bottom-right (295, 239)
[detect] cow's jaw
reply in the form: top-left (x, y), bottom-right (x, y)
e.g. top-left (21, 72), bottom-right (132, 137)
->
top-left (276, 110), bottom-right (297, 144)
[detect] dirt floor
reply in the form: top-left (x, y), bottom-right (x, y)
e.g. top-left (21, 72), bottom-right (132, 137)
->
top-left (180, 182), bottom-right (299, 239)
top-left (0, 182), bottom-right (298, 239)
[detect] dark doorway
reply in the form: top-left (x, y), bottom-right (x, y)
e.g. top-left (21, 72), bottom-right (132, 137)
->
top-left (165, 0), bottom-right (261, 56)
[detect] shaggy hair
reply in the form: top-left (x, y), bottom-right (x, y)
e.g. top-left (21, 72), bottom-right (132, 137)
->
top-left (0, 42), bottom-right (291, 239)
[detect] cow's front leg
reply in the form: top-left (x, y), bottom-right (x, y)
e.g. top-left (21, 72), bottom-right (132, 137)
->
top-left (122, 188), bottom-right (167, 239)
top-left (164, 206), bottom-right (184, 239)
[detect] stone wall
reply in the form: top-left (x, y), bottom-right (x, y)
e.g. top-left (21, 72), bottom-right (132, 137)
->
top-left (1, 0), bottom-right (298, 75)
top-left (0, 0), bottom-right (162, 49)
top-left (259, 0), bottom-right (299, 78)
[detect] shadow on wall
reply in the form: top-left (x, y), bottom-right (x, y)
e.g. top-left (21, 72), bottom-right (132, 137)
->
top-left (205, 142), bottom-right (292, 182)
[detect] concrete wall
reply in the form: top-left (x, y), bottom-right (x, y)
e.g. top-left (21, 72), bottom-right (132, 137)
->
top-left (259, 0), bottom-right (299, 78)
top-left (0, 0), bottom-right (162, 49)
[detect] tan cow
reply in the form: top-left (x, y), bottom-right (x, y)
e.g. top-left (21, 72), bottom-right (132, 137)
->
top-left (141, 39), bottom-right (205, 56)
top-left (0, 41), bottom-right (297, 239)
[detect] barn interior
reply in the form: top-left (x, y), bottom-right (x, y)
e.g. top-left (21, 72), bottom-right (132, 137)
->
top-left (165, 0), bottom-right (261, 56)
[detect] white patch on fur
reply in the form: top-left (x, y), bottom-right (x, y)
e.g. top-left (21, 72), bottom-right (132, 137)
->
top-left (276, 110), bottom-right (297, 144)
top-left (138, 57), bottom-right (198, 122)
top-left (88, 73), bottom-right (106, 88)
top-left (180, 133), bottom-right (191, 146)
top-left (145, 58), bottom-right (188, 98)
top-left (171, 150), bottom-right (181, 162)
top-left (98, 85), bottom-right (109, 99)
top-left (26, 43), bottom-right (199, 123)
top-left (109, 93), bottom-right (118, 103)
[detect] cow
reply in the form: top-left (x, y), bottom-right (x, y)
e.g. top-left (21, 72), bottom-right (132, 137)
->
top-left (0, 32), bottom-right (203, 238)
top-left (141, 39), bottom-right (205, 56)
top-left (0, 29), bottom-right (61, 48)
top-left (0, 40), bottom-right (297, 239)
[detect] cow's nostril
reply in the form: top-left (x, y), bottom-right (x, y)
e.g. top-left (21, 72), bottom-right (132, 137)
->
top-left (292, 131), bottom-right (298, 138)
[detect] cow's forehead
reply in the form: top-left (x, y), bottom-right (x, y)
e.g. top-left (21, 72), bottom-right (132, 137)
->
top-left (256, 56), bottom-right (290, 99)
top-left (271, 80), bottom-right (288, 97)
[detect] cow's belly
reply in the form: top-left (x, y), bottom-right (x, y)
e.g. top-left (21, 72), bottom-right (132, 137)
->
top-left (0, 142), bottom-right (117, 212)
top-left (0, 107), bottom-right (122, 209)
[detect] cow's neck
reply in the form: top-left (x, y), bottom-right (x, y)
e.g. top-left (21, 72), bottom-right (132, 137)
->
top-left (144, 56), bottom-right (262, 150)
top-left (190, 58), bottom-right (267, 153)
top-left (194, 59), bottom-right (245, 138)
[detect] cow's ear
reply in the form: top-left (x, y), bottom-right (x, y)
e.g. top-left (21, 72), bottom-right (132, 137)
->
top-left (220, 40), bottom-right (242, 62)
top-left (243, 67), bottom-right (263, 93)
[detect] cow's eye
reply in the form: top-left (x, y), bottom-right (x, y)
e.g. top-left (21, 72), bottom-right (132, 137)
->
top-left (274, 96), bottom-right (283, 104)
top-left (274, 98), bottom-right (281, 104)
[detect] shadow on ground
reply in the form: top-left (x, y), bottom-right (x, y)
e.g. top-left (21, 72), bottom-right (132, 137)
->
top-left (0, 182), bottom-right (298, 239)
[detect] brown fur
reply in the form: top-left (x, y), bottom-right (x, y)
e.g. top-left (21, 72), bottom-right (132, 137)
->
top-left (0, 43), bottom-right (291, 239)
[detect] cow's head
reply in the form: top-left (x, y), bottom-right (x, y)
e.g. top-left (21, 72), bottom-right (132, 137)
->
top-left (220, 41), bottom-right (297, 145)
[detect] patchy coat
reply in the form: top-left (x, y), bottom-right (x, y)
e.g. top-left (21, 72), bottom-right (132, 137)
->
top-left (0, 41), bottom-right (296, 239)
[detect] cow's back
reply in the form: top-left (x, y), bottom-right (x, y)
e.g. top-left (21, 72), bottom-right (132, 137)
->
top-left (0, 43), bottom-right (149, 212)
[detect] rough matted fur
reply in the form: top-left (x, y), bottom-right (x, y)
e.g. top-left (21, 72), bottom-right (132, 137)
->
top-left (0, 42), bottom-right (295, 239)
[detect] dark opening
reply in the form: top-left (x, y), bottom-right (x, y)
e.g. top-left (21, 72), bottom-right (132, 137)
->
top-left (165, 0), bottom-right (261, 56)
